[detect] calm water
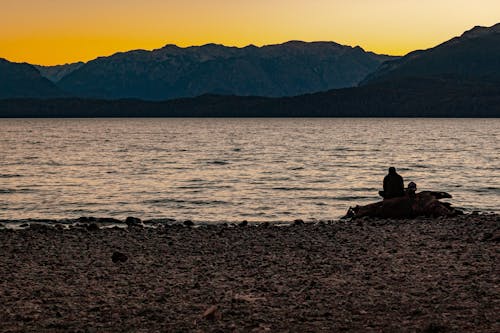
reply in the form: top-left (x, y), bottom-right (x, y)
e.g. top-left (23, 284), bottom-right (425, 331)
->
top-left (0, 118), bottom-right (498, 222)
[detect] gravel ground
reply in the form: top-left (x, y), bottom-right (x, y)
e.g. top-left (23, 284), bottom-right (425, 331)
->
top-left (0, 214), bottom-right (499, 332)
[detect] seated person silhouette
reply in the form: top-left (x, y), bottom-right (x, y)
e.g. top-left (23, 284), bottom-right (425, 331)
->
top-left (379, 167), bottom-right (405, 199)
top-left (406, 181), bottom-right (417, 198)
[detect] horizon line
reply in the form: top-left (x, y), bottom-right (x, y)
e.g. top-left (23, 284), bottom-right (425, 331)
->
top-left (5, 22), bottom-right (499, 67)
top-left (4, 40), bottom-right (404, 67)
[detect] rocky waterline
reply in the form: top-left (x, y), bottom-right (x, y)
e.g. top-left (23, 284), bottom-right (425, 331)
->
top-left (0, 214), bottom-right (498, 332)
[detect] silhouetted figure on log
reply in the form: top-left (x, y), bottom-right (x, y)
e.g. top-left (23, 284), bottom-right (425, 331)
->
top-left (344, 189), bottom-right (462, 219)
top-left (379, 167), bottom-right (404, 199)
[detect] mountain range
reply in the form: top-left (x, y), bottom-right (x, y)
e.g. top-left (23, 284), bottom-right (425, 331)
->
top-left (0, 42), bottom-right (394, 100)
top-left (1, 23), bottom-right (500, 117)
top-left (55, 42), bottom-right (394, 100)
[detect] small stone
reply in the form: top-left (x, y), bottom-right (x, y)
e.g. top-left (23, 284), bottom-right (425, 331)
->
top-left (77, 216), bottom-right (97, 222)
top-left (202, 305), bottom-right (219, 320)
top-left (125, 216), bottom-right (142, 225)
top-left (111, 252), bottom-right (128, 263)
top-left (239, 220), bottom-right (248, 227)
top-left (29, 224), bottom-right (53, 232)
top-left (490, 231), bottom-right (500, 242)
top-left (98, 217), bottom-right (122, 224)
top-left (183, 220), bottom-right (194, 227)
top-left (86, 223), bottom-right (99, 231)
top-left (233, 294), bottom-right (266, 302)
top-left (293, 219), bottom-right (305, 226)
top-left (423, 323), bottom-right (448, 333)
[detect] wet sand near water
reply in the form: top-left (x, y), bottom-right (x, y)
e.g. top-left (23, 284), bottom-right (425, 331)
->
top-left (0, 214), bottom-right (499, 332)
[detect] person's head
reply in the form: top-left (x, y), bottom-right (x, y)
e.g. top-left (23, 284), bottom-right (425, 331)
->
top-left (388, 167), bottom-right (396, 174)
top-left (408, 182), bottom-right (417, 191)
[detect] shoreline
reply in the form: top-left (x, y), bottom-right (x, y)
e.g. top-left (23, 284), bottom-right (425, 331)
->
top-left (1, 214), bottom-right (498, 332)
top-left (0, 211), bottom-right (498, 227)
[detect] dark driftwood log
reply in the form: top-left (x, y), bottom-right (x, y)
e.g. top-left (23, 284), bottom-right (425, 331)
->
top-left (344, 191), bottom-right (462, 219)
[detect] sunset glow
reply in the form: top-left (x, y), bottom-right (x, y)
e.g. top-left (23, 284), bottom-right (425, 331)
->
top-left (2, 0), bottom-right (499, 65)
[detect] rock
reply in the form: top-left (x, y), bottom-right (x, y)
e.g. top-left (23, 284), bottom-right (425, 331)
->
top-left (111, 252), bottom-right (128, 263)
top-left (183, 220), bottom-right (194, 227)
top-left (77, 216), bottom-right (97, 222)
top-left (233, 294), bottom-right (266, 303)
top-left (29, 224), bottom-right (53, 232)
top-left (490, 230), bottom-right (500, 242)
top-left (481, 232), bottom-right (493, 241)
top-left (125, 216), bottom-right (142, 225)
top-left (293, 219), bottom-right (305, 226)
top-left (98, 217), bottom-right (122, 224)
top-left (86, 223), bottom-right (99, 231)
top-left (422, 323), bottom-right (448, 333)
top-left (238, 220), bottom-right (248, 227)
top-left (202, 305), bottom-right (220, 320)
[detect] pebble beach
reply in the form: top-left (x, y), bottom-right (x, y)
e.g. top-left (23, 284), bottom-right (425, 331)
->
top-left (0, 214), bottom-right (499, 332)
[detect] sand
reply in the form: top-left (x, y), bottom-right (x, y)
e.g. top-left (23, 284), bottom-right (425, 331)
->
top-left (0, 214), bottom-right (498, 332)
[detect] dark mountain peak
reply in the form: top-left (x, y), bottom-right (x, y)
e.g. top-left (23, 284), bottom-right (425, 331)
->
top-left (361, 23), bottom-right (500, 86)
top-left (277, 40), bottom-right (343, 49)
top-left (199, 43), bottom-right (227, 49)
top-left (153, 43), bottom-right (239, 60)
top-left (461, 23), bottom-right (500, 39)
top-left (1, 58), bottom-right (31, 69)
top-left (160, 43), bottom-right (180, 49)
top-left (155, 44), bottom-right (182, 54)
top-left (0, 58), bottom-right (64, 98)
top-left (281, 40), bottom-right (308, 46)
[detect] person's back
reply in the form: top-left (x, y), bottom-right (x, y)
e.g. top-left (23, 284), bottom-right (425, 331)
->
top-left (381, 167), bottom-right (405, 199)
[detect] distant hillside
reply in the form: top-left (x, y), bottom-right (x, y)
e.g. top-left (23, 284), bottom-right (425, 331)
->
top-left (0, 59), bottom-right (64, 99)
top-left (1, 78), bottom-right (499, 118)
top-left (361, 23), bottom-right (500, 85)
top-left (57, 41), bottom-right (395, 100)
top-left (35, 62), bottom-right (84, 83)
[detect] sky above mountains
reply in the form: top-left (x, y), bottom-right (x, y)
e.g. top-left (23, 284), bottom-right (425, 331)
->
top-left (2, 0), bottom-right (499, 65)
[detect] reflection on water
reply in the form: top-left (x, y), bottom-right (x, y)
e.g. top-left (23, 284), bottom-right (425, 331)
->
top-left (0, 118), bottom-right (498, 221)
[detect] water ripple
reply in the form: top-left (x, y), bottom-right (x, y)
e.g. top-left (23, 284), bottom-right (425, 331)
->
top-left (0, 118), bottom-right (498, 221)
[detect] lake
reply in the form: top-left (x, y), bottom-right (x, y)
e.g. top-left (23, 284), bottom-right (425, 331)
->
top-left (0, 118), bottom-right (498, 221)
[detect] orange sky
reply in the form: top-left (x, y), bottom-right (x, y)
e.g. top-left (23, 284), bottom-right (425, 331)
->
top-left (2, 0), bottom-right (499, 65)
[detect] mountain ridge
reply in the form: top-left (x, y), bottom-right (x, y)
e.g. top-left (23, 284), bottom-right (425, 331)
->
top-left (1, 76), bottom-right (499, 118)
top-left (361, 23), bottom-right (500, 86)
top-left (0, 58), bottom-right (65, 98)
top-left (56, 41), bottom-right (395, 100)
top-left (35, 62), bottom-right (84, 83)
